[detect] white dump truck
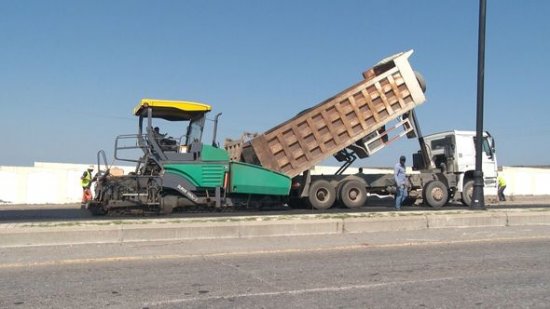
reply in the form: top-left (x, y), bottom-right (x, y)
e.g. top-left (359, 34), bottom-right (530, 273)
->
top-left (226, 50), bottom-right (498, 209)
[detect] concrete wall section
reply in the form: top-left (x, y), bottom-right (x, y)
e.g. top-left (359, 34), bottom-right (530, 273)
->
top-left (0, 162), bottom-right (548, 204)
top-left (500, 166), bottom-right (549, 196)
top-left (0, 169), bottom-right (18, 203)
top-left (0, 162), bottom-right (134, 204)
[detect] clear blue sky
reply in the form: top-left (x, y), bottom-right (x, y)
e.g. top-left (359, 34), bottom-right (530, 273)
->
top-left (1, 0), bottom-right (549, 167)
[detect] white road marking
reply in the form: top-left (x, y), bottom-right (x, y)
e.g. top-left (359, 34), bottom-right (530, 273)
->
top-left (144, 276), bottom-right (460, 306)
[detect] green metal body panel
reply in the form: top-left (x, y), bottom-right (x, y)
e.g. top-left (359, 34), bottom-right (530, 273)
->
top-left (164, 163), bottom-right (227, 188)
top-left (229, 162), bottom-right (291, 196)
top-left (164, 146), bottom-right (290, 196)
top-left (201, 145), bottom-right (230, 161)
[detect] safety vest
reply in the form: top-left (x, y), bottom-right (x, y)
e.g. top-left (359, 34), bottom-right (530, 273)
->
top-left (498, 176), bottom-right (506, 187)
top-left (81, 170), bottom-right (92, 188)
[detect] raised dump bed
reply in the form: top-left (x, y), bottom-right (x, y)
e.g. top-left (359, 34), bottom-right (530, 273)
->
top-left (225, 50), bottom-right (426, 178)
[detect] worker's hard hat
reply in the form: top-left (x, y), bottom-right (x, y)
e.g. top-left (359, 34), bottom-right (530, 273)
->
top-left (88, 165), bottom-right (94, 170)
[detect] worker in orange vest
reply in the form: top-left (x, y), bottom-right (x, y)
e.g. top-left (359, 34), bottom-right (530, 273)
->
top-left (80, 165), bottom-right (95, 207)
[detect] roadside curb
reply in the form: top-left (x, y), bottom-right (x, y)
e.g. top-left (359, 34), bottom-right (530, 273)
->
top-left (2, 209), bottom-right (550, 248)
top-left (426, 212), bottom-right (508, 228)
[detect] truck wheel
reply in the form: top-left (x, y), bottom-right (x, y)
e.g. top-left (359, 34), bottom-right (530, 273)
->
top-left (307, 180), bottom-right (336, 210)
top-left (339, 180), bottom-right (367, 209)
top-left (461, 180), bottom-right (474, 206)
top-left (423, 180), bottom-right (448, 208)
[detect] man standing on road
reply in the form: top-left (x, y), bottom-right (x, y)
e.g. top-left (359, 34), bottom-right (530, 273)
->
top-left (80, 165), bottom-right (95, 208)
top-left (498, 175), bottom-right (507, 201)
top-left (394, 155), bottom-right (408, 210)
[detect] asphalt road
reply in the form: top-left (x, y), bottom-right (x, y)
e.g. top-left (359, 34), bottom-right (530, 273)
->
top-left (1, 197), bottom-right (549, 223)
top-left (1, 227), bottom-right (550, 308)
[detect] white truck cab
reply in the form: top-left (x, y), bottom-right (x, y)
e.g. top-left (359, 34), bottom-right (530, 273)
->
top-left (420, 130), bottom-right (498, 203)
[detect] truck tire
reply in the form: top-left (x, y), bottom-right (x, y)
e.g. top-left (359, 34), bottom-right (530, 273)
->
top-left (423, 180), bottom-right (448, 208)
top-left (461, 180), bottom-right (474, 206)
top-left (307, 179), bottom-right (336, 210)
top-left (339, 180), bottom-right (367, 209)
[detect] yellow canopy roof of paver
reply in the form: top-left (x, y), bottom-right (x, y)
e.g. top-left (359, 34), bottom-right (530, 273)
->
top-left (133, 98), bottom-right (212, 121)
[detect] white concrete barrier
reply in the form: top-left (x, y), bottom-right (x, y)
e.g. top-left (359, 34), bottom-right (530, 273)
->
top-left (500, 166), bottom-right (550, 196)
top-left (0, 162), bottom-right (548, 204)
top-left (0, 162), bottom-right (134, 204)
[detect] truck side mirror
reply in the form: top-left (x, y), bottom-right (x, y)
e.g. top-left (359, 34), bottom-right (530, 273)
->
top-left (488, 137), bottom-right (495, 158)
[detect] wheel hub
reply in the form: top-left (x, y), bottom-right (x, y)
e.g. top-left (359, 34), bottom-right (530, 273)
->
top-left (316, 189), bottom-right (328, 201)
top-left (348, 189), bottom-right (359, 200)
top-left (432, 188), bottom-right (444, 201)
